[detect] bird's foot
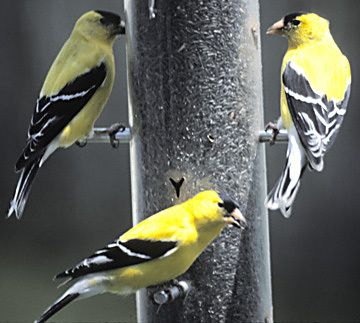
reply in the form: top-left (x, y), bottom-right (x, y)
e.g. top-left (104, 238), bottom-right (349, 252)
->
top-left (152, 279), bottom-right (191, 308)
top-left (75, 139), bottom-right (87, 148)
top-left (265, 122), bottom-right (280, 145)
top-left (100, 123), bottom-right (126, 148)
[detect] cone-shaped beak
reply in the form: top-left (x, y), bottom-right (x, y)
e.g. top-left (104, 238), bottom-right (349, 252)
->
top-left (113, 20), bottom-right (126, 35)
top-left (266, 19), bottom-right (285, 35)
top-left (225, 208), bottom-right (247, 230)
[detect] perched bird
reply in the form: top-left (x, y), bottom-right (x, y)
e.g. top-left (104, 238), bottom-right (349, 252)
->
top-left (34, 190), bottom-right (246, 322)
top-left (265, 12), bottom-right (351, 217)
top-left (7, 10), bottom-right (126, 219)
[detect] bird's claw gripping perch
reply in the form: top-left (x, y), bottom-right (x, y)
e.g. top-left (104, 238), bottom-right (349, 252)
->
top-left (265, 122), bottom-right (280, 145)
top-left (75, 139), bottom-right (87, 148)
top-left (152, 280), bottom-right (191, 307)
top-left (92, 123), bottom-right (127, 148)
top-left (106, 123), bottom-right (126, 148)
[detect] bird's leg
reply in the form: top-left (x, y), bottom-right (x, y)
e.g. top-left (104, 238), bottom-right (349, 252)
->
top-left (75, 139), bottom-right (87, 147)
top-left (107, 123), bottom-right (126, 148)
top-left (168, 279), bottom-right (179, 287)
top-left (265, 122), bottom-right (280, 145)
top-left (94, 123), bottom-right (126, 148)
top-left (152, 279), bottom-right (191, 309)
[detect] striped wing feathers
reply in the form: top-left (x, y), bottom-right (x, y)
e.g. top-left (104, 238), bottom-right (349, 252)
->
top-left (282, 60), bottom-right (350, 171)
top-left (15, 63), bottom-right (106, 171)
top-left (55, 238), bottom-right (178, 281)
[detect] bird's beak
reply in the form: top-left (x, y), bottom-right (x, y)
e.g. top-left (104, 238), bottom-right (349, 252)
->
top-left (225, 208), bottom-right (247, 230)
top-left (113, 20), bottom-right (126, 35)
top-left (266, 19), bottom-right (285, 35)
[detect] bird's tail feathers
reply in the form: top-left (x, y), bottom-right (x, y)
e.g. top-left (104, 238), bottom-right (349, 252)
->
top-left (7, 156), bottom-right (42, 219)
top-left (265, 128), bottom-right (307, 217)
top-left (34, 292), bottom-right (80, 323)
top-left (35, 275), bottom-right (107, 322)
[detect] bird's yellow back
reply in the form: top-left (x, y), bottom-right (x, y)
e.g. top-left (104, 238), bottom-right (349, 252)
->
top-left (41, 11), bottom-right (116, 98)
top-left (121, 190), bottom-right (226, 246)
top-left (107, 191), bottom-right (229, 293)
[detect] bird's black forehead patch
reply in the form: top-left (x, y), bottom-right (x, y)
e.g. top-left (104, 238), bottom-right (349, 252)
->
top-left (284, 12), bottom-right (308, 25)
top-left (217, 193), bottom-right (240, 213)
top-left (96, 10), bottom-right (121, 26)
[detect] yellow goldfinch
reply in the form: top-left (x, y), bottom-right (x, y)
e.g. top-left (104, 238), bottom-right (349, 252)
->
top-left (7, 10), bottom-right (125, 219)
top-left (265, 12), bottom-right (351, 217)
top-left (35, 190), bottom-right (246, 322)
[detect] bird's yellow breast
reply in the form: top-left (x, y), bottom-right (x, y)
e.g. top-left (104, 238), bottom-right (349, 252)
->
top-left (108, 194), bottom-right (226, 294)
top-left (105, 233), bottom-right (222, 295)
top-left (57, 78), bottom-right (114, 147)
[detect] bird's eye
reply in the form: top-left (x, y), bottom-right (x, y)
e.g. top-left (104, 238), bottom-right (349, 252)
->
top-left (293, 19), bottom-right (301, 26)
top-left (218, 202), bottom-right (224, 208)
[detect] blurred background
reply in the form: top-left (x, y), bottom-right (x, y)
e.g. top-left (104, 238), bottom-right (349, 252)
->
top-left (0, 0), bottom-right (359, 322)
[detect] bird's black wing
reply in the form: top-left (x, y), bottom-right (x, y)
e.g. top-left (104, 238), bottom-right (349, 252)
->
top-left (55, 239), bottom-right (178, 281)
top-left (15, 62), bottom-right (106, 171)
top-left (283, 61), bottom-right (350, 171)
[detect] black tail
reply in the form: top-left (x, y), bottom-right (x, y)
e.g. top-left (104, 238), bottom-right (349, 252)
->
top-left (7, 156), bottom-right (42, 219)
top-left (34, 293), bottom-right (80, 323)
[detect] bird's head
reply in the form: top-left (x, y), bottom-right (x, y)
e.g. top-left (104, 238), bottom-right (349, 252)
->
top-left (189, 191), bottom-right (246, 230)
top-left (267, 12), bottom-right (330, 48)
top-left (74, 10), bottom-right (125, 44)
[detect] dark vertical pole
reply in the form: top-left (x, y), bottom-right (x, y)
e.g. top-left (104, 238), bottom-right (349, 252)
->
top-left (125, 0), bottom-right (272, 322)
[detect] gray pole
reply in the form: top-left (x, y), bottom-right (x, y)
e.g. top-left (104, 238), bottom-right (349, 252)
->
top-left (124, 0), bottom-right (272, 322)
